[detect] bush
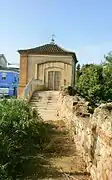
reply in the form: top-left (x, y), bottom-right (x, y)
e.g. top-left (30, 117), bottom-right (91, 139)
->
top-left (0, 99), bottom-right (50, 179)
top-left (77, 64), bottom-right (104, 104)
top-left (76, 53), bottom-right (112, 105)
top-left (67, 86), bottom-right (78, 96)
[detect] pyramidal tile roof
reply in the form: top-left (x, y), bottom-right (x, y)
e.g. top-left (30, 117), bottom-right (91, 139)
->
top-left (18, 43), bottom-right (77, 60)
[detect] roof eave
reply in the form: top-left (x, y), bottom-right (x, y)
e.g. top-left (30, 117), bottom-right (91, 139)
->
top-left (18, 50), bottom-right (75, 56)
top-left (18, 50), bottom-right (25, 54)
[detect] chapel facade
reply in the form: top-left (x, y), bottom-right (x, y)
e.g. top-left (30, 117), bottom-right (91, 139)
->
top-left (18, 40), bottom-right (77, 97)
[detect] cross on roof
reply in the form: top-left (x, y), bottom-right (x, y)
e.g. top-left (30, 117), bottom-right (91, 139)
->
top-left (51, 34), bottom-right (55, 44)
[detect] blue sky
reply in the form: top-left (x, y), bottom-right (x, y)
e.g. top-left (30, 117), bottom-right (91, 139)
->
top-left (0, 0), bottom-right (112, 65)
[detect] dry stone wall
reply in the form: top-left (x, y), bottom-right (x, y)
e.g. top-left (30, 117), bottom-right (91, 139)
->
top-left (57, 91), bottom-right (112, 180)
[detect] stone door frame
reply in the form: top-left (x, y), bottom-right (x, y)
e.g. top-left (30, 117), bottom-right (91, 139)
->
top-left (44, 67), bottom-right (63, 90)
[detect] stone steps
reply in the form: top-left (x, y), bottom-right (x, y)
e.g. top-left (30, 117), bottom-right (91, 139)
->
top-left (29, 91), bottom-right (59, 121)
top-left (29, 91), bottom-right (90, 179)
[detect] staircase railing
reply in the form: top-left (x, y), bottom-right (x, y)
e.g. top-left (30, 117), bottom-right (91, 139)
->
top-left (22, 78), bottom-right (44, 101)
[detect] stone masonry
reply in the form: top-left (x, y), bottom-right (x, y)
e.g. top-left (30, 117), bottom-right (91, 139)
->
top-left (57, 91), bottom-right (112, 180)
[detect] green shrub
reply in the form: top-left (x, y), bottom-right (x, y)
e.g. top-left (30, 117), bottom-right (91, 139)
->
top-left (76, 54), bottom-right (112, 105)
top-left (67, 86), bottom-right (78, 96)
top-left (0, 99), bottom-right (50, 179)
top-left (77, 64), bottom-right (104, 104)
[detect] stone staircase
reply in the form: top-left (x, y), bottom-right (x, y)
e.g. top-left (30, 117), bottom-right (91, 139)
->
top-left (29, 91), bottom-right (59, 121)
top-left (29, 90), bottom-right (90, 179)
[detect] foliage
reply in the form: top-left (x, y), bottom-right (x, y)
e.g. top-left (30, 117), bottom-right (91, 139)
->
top-left (103, 52), bottom-right (112, 101)
top-left (71, 52), bottom-right (112, 106)
top-left (76, 63), bottom-right (81, 83)
top-left (77, 64), bottom-right (104, 104)
top-left (0, 99), bottom-right (51, 179)
top-left (67, 86), bottom-right (78, 96)
top-left (64, 52), bottom-right (112, 114)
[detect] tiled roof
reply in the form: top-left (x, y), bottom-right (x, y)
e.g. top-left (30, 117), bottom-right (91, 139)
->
top-left (0, 54), bottom-right (7, 63)
top-left (0, 66), bottom-right (19, 72)
top-left (18, 43), bottom-right (77, 60)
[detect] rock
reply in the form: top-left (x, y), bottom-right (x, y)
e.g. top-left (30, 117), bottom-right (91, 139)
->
top-left (57, 91), bottom-right (112, 180)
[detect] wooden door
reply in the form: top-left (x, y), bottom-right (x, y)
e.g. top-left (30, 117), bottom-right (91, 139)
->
top-left (54, 71), bottom-right (61, 90)
top-left (48, 71), bottom-right (61, 90)
top-left (48, 71), bottom-right (53, 90)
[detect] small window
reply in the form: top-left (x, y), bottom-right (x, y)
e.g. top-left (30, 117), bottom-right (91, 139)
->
top-left (2, 72), bottom-right (6, 80)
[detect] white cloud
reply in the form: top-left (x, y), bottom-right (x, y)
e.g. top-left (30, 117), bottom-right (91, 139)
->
top-left (75, 42), bottom-right (112, 65)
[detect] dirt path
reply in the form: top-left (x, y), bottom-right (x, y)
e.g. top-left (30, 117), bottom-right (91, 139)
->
top-left (29, 91), bottom-right (90, 179)
top-left (25, 120), bottom-right (90, 180)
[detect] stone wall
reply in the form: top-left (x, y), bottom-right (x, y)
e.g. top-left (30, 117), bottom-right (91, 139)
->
top-left (57, 91), bottom-right (112, 180)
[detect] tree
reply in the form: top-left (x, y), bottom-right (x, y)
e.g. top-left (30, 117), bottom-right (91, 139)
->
top-left (103, 52), bottom-right (112, 101)
top-left (76, 63), bottom-right (81, 83)
top-left (77, 64), bottom-right (104, 104)
top-left (104, 51), bottom-right (112, 68)
top-left (70, 52), bottom-right (112, 105)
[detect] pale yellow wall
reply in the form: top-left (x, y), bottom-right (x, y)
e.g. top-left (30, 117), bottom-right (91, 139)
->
top-left (38, 62), bottom-right (72, 88)
top-left (27, 54), bottom-right (73, 88)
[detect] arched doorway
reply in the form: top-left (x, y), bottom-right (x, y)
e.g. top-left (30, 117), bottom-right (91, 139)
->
top-left (48, 71), bottom-right (61, 90)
